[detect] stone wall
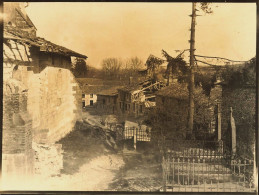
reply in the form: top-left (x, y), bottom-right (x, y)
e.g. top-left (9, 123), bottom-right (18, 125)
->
top-left (2, 79), bottom-right (34, 181)
top-left (27, 66), bottom-right (81, 143)
top-left (3, 38), bottom-right (82, 184)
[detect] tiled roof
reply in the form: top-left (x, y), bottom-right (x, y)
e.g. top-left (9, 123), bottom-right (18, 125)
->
top-left (118, 84), bottom-right (142, 93)
top-left (81, 85), bottom-right (107, 94)
top-left (156, 83), bottom-right (189, 100)
top-left (4, 25), bottom-right (87, 59)
top-left (97, 86), bottom-right (123, 96)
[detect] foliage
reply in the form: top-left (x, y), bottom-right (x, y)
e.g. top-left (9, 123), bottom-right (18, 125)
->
top-left (72, 58), bottom-right (88, 78)
top-left (219, 57), bottom-right (256, 159)
top-left (222, 87), bottom-right (255, 159)
top-left (221, 57), bottom-right (256, 88)
top-left (199, 2), bottom-right (213, 14)
top-left (147, 86), bottom-right (214, 140)
top-left (85, 65), bottom-right (103, 78)
top-left (144, 54), bottom-right (165, 82)
top-left (193, 87), bottom-right (215, 139)
top-left (145, 55), bottom-right (164, 71)
top-left (101, 58), bottom-right (123, 79)
top-left (195, 72), bottom-right (216, 96)
top-left (162, 49), bottom-right (189, 83)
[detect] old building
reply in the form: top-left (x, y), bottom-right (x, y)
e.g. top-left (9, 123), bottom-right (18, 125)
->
top-left (2, 2), bottom-right (87, 185)
top-left (117, 85), bottom-right (146, 117)
top-left (155, 83), bottom-right (189, 137)
top-left (96, 86), bottom-right (122, 114)
top-left (77, 78), bottom-right (115, 109)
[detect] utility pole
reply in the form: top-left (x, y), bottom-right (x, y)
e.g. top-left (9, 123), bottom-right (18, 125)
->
top-left (188, 2), bottom-right (196, 139)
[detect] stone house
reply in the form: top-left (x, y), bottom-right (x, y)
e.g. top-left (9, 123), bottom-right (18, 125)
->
top-left (155, 83), bottom-right (189, 137)
top-left (2, 2), bottom-right (87, 185)
top-left (96, 86), bottom-right (122, 114)
top-left (155, 80), bottom-right (222, 139)
top-left (117, 85), bottom-right (146, 117)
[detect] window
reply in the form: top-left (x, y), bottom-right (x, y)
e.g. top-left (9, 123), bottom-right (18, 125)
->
top-left (90, 100), bottom-right (93, 106)
top-left (82, 101), bottom-right (85, 107)
top-left (90, 94), bottom-right (93, 98)
top-left (140, 105), bottom-right (143, 113)
top-left (82, 94), bottom-right (85, 98)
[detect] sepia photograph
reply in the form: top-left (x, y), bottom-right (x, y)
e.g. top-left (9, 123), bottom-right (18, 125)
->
top-left (1, 1), bottom-right (257, 193)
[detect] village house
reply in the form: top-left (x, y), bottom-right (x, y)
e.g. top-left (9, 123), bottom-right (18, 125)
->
top-left (82, 92), bottom-right (97, 107)
top-left (155, 76), bottom-right (223, 140)
top-left (96, 86), bottom-right (122, 115)
top-left (2, 2), bottom-right (87, 183)
top-left (77, 78), bottom-right (104, 108)
top-left (155, 83), bottom-right (189, 137)
top-left (117, 85), bottom-right (146, 117)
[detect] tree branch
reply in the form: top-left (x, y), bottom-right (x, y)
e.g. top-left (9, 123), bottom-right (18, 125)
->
top-left (194, 54), bottom-right (248, 63)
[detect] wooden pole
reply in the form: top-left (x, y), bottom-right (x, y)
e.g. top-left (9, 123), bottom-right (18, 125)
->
top-left (230, 107), bottom-right (236, 156)
top-left (188, 2), bottom-right (196, 138)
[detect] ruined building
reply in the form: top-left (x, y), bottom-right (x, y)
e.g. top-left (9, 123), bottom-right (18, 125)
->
top-left (2, 2), bottom-right (87, 186)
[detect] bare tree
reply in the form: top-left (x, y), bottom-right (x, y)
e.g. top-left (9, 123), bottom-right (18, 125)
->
top-left (188, 2), bottom-right (214, 139)
top-left (126, 57), bottom-right (144, 70)
top-left (124, 57), bottom-right (144, 77)
top-left (101, 58), bottom-right (122, 79)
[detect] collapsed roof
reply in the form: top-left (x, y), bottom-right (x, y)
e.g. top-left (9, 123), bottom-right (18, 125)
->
top-left (4, 25), bottom-right (87, 59)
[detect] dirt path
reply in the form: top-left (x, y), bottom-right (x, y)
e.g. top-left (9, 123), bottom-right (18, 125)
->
top-left (108, 149), bottom-right (163, 191)
top-left (45, 154), bottom-right (124, 191)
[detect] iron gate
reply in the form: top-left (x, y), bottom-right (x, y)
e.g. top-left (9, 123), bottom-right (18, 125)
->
top-left (161, 140), bottom-right (255, 192)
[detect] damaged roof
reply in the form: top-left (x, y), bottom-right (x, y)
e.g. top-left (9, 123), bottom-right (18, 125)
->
top-left (156, 83), bottom-right (189, 100)
top-left (97, 86), bottom-right (123, 96)
top-left (118, 84), bottom-right (143, 93)
top-left (4, 25), bottom-right (87, 59)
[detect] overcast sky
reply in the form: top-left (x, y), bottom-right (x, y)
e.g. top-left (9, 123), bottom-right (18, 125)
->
top-left (25, 2), bottom-right (256, 68)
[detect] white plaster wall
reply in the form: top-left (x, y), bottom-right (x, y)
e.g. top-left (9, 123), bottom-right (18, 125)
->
top-left (82, 94), bottom-right (97, 106)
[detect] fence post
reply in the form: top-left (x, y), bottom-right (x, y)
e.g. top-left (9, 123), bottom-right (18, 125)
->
top-left (217, 103), bottom-right (221, 140)
top-left (230, 107), bottom-right (236, 157)
top-left (134, 128), bottom-right (137, 150)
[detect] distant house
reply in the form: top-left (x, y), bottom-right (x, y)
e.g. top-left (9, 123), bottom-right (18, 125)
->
top-left (156, 83), bottom-right (189, 112)
top-left (77, 78), bottom-right (106, 108)
top-left (118, 85), bottom-right (146, 117)
top-left (96, 86), bottom-right (122, 114)
top-left (82, 93), bottom-right (97, 107)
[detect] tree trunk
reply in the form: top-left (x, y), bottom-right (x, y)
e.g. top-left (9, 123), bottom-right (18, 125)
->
top-left (188, 2), bottom-right (196, 139)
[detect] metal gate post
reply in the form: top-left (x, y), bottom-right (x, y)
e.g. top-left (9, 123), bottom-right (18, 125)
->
top-left (134, 128), bottom-right (137, 150)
